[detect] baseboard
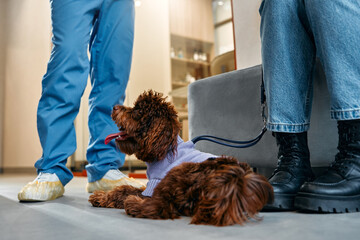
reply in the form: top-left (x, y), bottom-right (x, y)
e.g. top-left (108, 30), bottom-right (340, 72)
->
top-left (1, 167), bottom-right (37, 174)
top-left (0, 160), bottom-right (147, 175)
top-left (70, 158), bottom-right (147, 172)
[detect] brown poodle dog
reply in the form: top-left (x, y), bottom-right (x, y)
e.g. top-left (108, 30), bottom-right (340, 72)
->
top-left (89, 90), bottom-right (273, 226)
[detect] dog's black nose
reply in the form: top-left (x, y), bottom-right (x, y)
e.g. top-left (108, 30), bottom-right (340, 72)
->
top-left (113, 105), bottom-right (120, 111)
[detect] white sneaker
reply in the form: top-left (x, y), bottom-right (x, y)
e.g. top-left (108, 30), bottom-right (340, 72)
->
top-left (86, 169), bottom-right (146, 193)
top-left (18, 172), bottom-right (65, 202)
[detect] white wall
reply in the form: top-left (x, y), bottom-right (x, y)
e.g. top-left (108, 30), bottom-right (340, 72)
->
top-left (3, 0), bottom-right (51, 168)
top-left (126, 0), bottom-right (171, 106)
top-left (232, 0), bottom-right (262, 69)
top-left (0, 1), bottom-right (6, 170)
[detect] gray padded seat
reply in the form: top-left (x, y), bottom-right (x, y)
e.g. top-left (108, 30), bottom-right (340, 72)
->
top-left (188, 63), bottom-right (337, 174)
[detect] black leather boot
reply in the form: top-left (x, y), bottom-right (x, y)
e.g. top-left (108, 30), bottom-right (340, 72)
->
top-left (295, 120), bottom-right (360, 213)
top-left (265, 132), bottom-right (315, 210)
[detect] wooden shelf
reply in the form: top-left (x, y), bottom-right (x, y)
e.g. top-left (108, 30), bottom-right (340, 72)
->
top-left (169, 86), bottom-right (188, 99)
top-left (177, 111), bottom-right (189, 120)
top-left (171, 57), bottom-right (210, 66)
top-left (172, 81), bottom-right (189, 88)
top-left (169, 0), bottom-right (215, 141)
top-left (171, 33), bottom-right (214, 49)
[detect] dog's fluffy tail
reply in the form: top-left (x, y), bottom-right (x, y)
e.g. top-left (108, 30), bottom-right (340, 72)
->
top-left (191, 163), bottom-right (273, 226)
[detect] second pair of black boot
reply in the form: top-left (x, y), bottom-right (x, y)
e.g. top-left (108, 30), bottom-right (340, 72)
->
top-left (265, 131), bottom-right (315, 210)
top-left (266, 119), bottom-right (360, 212)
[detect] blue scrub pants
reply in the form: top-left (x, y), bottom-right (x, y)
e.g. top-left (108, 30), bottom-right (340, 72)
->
top-left (259, 0), bottom-right (360, 133)
top-left (35, 0), bottom-right (134, 186)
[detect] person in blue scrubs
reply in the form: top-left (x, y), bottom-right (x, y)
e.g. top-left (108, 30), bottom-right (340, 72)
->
top-left (18, 0), bottom-right (144, 201)
top-left (260, 0), bottom-right (360, 212)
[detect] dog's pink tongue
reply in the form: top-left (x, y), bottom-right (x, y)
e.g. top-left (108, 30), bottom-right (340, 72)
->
top-left (105, 133), bottom-right (120, 145)
top-left (105, 132), bottom-right (127, 145)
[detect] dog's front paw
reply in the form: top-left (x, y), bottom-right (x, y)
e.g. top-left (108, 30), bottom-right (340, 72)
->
top-left (89, 190), bottom-right (107, 207)
top-left (124, 195), bottom-right (144, 217)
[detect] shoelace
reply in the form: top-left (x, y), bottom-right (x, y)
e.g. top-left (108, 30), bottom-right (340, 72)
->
top-left (328, 153), bottom-right (353, 178)
top-left (272, 156), bottom-right (300, 175)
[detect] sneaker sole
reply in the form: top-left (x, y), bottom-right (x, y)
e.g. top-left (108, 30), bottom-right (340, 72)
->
top-left (262, 193), bottom-right (296, 211)
top-left (295, 193), bottom-right (360, 213)
top-left (18, 192), bottom-right (64, 202)
top-left (18, 196), bottom-right (63, 202)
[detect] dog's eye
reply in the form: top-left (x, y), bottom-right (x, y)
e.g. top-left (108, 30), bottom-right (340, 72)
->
top-left (132, 110), bottom-right (142, 120)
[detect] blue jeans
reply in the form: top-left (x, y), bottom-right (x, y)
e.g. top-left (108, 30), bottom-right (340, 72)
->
top-left (35, 0), bottom-right (134, 186)
top-left (259, 0), bottom-right (360, 133)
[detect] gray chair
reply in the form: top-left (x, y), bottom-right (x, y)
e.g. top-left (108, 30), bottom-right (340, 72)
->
top-left (188, 63), bottom-right (338, 177)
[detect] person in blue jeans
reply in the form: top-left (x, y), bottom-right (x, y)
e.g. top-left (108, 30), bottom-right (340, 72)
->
top-left (18, 0), bottom-right (144, 201)
top-left (259, 0), bottom-right (360, 212)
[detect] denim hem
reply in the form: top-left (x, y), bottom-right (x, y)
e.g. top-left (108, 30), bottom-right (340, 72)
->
top-left (266, 122), bottom-right (310, 133)
top-left (331, 108), bottom-right (360, 120)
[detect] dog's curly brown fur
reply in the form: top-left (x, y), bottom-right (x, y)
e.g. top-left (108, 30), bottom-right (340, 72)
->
top-left (111, 90), bottom-right (181, 162)
top-left (89, 90), bottom-right (273, 226)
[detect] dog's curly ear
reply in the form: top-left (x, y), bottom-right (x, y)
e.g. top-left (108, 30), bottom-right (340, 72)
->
top-left (143, 116), bottom-right (181, 162)
top-left (133, 90), bottom-right (182, 162)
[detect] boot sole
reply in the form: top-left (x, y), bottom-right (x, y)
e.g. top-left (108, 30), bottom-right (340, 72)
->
top-left (262, 193), bottom-right (296, 211)
top-left (295, 193), bottom-right (360, 213)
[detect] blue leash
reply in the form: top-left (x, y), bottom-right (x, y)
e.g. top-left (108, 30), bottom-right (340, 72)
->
top-left (191, 66), bottom-right (268, 149)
